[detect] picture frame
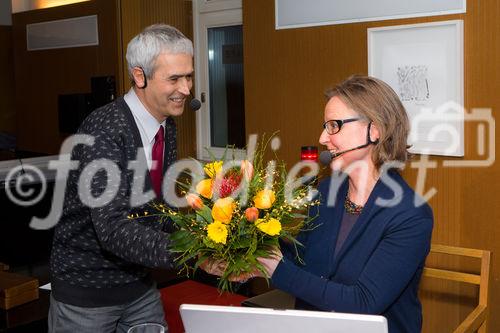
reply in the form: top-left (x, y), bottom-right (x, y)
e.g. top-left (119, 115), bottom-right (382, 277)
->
top-left (275, 0), bottom-right (466, 30)
top-left (368, 20), bottom-right (464, 156)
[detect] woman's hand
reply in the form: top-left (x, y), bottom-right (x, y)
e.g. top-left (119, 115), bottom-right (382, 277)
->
top-left (257, 248), bottom-right (283, 278)
top-left (232, 248), bottom-right (283, 281)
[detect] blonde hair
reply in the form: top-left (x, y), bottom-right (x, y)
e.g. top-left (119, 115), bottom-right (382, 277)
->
top-left (325, 75), bottom-right (410, 169)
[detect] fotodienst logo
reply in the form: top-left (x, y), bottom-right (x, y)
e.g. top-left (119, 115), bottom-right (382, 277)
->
top-left (2, 102), bottom-right (495, 230)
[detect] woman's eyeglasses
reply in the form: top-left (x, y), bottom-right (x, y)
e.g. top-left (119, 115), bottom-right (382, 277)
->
top-left (322, 118), bottom-right (361, 135)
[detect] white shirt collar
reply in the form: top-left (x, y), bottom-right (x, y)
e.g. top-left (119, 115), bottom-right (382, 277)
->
top-left (124, 88), bottom-right (165, 144)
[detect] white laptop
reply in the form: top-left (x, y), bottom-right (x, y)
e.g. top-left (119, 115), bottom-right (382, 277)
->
top-left (180, 304), bottom-right (388, 333)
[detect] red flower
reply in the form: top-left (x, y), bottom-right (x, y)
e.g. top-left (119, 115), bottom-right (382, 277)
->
top-left (215, 171), bottom-right (242, 198)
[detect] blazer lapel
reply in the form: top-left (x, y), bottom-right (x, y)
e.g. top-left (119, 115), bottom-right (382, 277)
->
top-left (120, 98), bottom-right (155, 194)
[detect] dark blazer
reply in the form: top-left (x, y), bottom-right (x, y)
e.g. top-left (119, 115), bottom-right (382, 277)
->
top-left (272, 170), bottom-right (433, 333)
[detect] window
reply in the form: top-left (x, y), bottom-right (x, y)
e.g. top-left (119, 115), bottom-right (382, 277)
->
top-left (193, 0), bottom-right (245, 160)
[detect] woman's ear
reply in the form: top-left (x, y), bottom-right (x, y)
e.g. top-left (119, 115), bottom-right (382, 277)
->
top-left (132, 67), bottom-right (147, 88)
top-left (369, 122), bottom-right (380, 143)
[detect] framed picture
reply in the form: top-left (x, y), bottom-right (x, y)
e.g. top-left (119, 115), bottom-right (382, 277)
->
top-left (368, 20), bottom-right (464, 156)
top-left (275, 0), bottom-right (466, 30)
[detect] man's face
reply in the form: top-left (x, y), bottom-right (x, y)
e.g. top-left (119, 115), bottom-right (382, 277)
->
top-left (139, 52), bottom-right (194, 121)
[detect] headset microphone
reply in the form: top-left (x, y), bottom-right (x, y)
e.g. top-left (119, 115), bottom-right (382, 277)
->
top-left (319, 143), bottom-right (371, 165)
top-left (189, 91), bottom-right (202, 111)
top-left (319, 122), bottom-right (379, 165)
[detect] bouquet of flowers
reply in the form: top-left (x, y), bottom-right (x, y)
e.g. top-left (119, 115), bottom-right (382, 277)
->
top-left (154, 138), bottom-right (319, 291)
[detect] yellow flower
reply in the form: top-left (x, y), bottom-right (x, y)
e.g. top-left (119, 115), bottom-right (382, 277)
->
top-left (253, 189), bottom-right (276, 209)
top-left (196, 179), bottom-right (213, 199)
top-left (211, 197), bottom-right (235, 223)
top-left (255, 218), bottom-right (282, 236)
top-left (204, 161), bottom-right (223, 179)
top-left (207, 220), bottom-right (228, 244)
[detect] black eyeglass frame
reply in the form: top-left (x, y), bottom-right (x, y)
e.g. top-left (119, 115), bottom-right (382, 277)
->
top-left (322, 117), bottom-right (361, 135)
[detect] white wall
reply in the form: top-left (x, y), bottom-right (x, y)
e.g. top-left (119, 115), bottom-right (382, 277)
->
top-left (0, 0), bottom-right (12, 25)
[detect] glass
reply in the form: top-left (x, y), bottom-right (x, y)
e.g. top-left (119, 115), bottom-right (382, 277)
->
top-left (322, 118), bottom-right (361, 135)
top-left (127, 323), bottom-right (165, 333)
top-left (207, 25), bottom-right (245, 148)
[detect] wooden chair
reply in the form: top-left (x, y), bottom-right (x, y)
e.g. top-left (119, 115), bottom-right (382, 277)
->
top-left (423, 244), bottom-right (491, 333)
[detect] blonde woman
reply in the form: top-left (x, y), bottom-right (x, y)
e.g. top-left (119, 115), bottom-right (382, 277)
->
top-left (258, 75), bottom-right (433, 333)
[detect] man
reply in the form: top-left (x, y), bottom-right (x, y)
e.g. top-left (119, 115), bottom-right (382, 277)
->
top-left (48, 24), bottom-right (194, 332)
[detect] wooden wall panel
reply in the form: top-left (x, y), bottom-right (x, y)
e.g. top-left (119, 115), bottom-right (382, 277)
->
top-left (119, 0), bottom-right (196, 159)
top-left (0, 26), bottom-right (15, 134)
top-left (243, 0), bottom-right (499, 332)
top-left (12, 0), bottom-right (120, 154)
top-left (460, 0), bottom-right (500, 330)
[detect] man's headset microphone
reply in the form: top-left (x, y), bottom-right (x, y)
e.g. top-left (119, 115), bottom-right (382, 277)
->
top-left (136, 66), bottom-right (201, 111)
top-left (319, 122), bottom-right (379, 165)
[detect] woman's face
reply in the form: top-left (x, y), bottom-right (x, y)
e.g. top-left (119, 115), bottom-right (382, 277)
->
top-left (318, 96), bottom-right (377, 172)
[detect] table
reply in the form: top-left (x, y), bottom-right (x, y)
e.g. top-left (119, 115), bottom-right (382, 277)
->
top-left (160, 280), bottom-right (247, 333)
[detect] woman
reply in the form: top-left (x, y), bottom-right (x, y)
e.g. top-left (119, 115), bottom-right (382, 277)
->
top-left (258, 75), bottom-right (433, 333)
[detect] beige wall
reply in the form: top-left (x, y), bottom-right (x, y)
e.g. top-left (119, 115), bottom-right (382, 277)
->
top-left (243, 0), bottom-right (500, 332)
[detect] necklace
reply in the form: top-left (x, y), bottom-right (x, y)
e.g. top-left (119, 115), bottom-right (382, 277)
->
top-left (344, 192), bottom-right (363, 215)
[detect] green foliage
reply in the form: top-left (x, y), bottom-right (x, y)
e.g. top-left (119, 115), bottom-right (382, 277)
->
top-left (152, 135), bottom-right (320, 292)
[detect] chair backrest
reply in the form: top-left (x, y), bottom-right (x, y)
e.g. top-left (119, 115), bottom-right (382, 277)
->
top-left (422, 244), bottom-right (491, 333)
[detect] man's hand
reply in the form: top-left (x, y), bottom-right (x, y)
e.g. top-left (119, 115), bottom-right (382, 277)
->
top-left (199, 248), bottom-right (283, 282)
top-left (199, 258), bottom-right (227, 276)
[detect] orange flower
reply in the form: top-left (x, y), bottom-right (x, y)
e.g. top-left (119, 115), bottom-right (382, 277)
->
top-left (196, 179), bottom-right (213, 199)
top-left (253, 189), bottom-right (276, 210)
top-left (211, 197), bottom-right (235, 224)
top-left (186, 193), bottom-right (203, 210)
top-left (244, 207), bottom-right (259, 222)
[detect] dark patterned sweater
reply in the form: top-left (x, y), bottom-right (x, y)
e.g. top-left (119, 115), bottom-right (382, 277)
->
top-left (50, 97), bottom-right (178, 307)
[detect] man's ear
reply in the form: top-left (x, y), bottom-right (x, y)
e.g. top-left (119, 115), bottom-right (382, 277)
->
top-left (132, 67), bottom-right (147, 88)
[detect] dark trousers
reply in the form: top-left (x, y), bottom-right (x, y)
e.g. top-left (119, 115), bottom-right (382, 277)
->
top-left (48, 285), bottom-right (167, 333)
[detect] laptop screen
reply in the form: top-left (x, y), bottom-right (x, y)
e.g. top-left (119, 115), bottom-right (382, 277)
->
top-left (180, 304), bottom-right (388, 333)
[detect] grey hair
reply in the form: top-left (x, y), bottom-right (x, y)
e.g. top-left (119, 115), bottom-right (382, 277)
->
top-left (126, 24), bottom-right (193, 82)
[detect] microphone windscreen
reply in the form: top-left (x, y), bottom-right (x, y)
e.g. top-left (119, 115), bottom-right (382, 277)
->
top-left (190, 98), bottom-right (201, 111)
top-left (319, 150), bottom-right (333, 165)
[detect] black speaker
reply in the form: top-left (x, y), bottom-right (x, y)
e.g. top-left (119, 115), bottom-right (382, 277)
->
top-left (58, 93), bottom-right (94, 134)
top-left (91, 75), bottom-right (116, 108)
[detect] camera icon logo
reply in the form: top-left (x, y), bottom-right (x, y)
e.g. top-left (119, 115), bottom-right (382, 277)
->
top-left (409, 101), bottom-right (495, 167)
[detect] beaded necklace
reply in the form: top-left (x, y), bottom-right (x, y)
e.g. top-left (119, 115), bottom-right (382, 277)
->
top-left (344, 192), bottom-right (363, 215)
